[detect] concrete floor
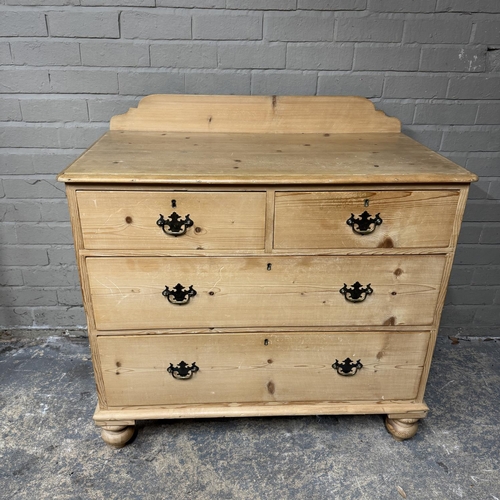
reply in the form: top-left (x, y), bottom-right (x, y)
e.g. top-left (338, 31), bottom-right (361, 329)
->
top-left (0, 334), bottom-right (499, 500)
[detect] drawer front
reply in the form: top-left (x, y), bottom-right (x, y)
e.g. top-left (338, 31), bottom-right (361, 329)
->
top-left (87, 255), bottom-right (446, 330)
top-left (77, 191), bottom-right (266, 250)
top-left (274, 190), bottom-right (459, 249)
top-left (98, 331), bottom-right (429, 406)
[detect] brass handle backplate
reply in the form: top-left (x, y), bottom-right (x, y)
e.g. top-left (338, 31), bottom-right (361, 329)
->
top-left (332, 358), bottom-right (363, 376)
top-left (157, 212), bottom-right (194, 236)
top-left (340, 282), bottom-right (373, 303)
top-left (346, 211), bottom-right (382, 235)
top-left (162, 283), bottom-right (197, 305)
top-left (167, 361), bottom-right (199, 380)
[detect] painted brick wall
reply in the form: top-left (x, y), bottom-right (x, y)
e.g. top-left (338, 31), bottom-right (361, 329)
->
top-left (0, 1), bottom-right (499, 337)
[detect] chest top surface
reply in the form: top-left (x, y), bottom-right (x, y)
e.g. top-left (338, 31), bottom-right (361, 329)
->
top-left (57, 94), bottom-right (476, 186)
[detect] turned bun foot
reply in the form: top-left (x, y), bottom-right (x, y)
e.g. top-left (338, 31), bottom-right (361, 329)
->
top-left (100, 424), bottom-right (135, 448)
top-left (385, 417), bottom-right (419, 441)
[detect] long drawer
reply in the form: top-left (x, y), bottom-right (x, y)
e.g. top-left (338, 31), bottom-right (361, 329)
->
top-left (77, 190), bottom-right (267, 250)
top-left (87, 255), bottom-right (446, 330)
top-left (274, 190), bottom-right (460, 249)
top-left (98, 331), bottom-right (429, 407)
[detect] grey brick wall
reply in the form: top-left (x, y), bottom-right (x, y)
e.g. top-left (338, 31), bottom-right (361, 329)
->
top-left (0, 1), bottom-right (499, 337)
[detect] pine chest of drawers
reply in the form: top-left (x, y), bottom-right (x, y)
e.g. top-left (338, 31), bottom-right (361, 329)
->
top-left (58, 95), bottom-right (477, 447)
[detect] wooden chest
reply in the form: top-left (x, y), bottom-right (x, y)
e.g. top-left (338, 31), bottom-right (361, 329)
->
top-left (58, 95), bottom-right (477, 447)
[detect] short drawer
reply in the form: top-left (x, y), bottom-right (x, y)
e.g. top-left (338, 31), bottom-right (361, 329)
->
top-left (98, 331), bottom-right (429, 407)
top-left (274, 190), bottom-right (460, 249)
top-left (87, 255), bottom-right (446, 330)
top-left (77, 190), bottom-right (266, 250)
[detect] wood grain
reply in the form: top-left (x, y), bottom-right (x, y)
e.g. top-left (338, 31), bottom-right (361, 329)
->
top-left (110, 94), bottom-right (401, 134)
top-left (57, 132), bottom-right (477, 185)
top-left (94, 401), bottom-right (429, 420)
top-left (86, 255), bottom-right (446, 330)
top-left (97, 331), bottom-right (429, 407)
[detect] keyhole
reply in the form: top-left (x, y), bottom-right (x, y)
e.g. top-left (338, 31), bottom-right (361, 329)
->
top-left (364, 199), bottom-right (369, 207)
top-left (171, 199), bottom-right (176, 208)
top-left (264, 339), bottom-right (269, 346)
top-left (267, 263), bottom-right (272, 271)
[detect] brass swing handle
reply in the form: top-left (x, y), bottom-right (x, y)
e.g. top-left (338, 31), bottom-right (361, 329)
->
top-left (167, 361), bottom-right (199, 380)
top-left (346, 211), bottom-right (382, 235)
top-left (332, 358), bottom-right (363, 376)
top-left (157, 212), bottom-right (194, 236)
top-left (162, 284), bottom-right (197, 305)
